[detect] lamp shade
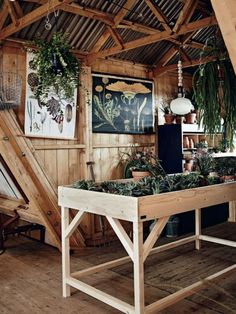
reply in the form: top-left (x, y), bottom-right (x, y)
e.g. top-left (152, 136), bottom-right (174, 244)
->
top-left (170, 97), bottom-right (194, 115)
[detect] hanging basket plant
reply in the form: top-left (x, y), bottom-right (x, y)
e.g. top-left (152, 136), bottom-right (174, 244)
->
top-left (30, 32), bottom-right (81, 103)
top-left (193, 35), bottom-right (236, 149)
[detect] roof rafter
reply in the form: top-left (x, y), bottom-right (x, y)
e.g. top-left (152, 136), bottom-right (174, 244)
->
top-left (144, 0), bottom-right (171, 32)
top-left (113, 0), bottom-right (136, 27)
top-left (0, 2), bottom-right (9, 31)
top-left (13, 1), bottom-right (24, 19)
top-left (154, 56), bottom-right (216, 76)
top-left (107, 26), bottom-right (124, 49)
top-left (86, 16), bottom-right (217, 64)
top-left (59, 3), bottom-right (114, 26)
top-left (90, 29), bottom-right (111, 53)
top-left (155, 31), bottom-right (198, 68)
top-left (6, 0), bottom-right (20, 26)
top-left (0, 0), bottom-right (73, 40)
top-left (173, 0), bottom-right (199, 33)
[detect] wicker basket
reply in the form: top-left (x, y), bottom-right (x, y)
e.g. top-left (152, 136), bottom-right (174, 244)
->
top-left (0, 72), bottom-right (22, 110)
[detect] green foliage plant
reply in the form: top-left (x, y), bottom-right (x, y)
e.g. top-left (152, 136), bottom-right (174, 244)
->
top-left (193, 36), bottom-right (236, 149)
top-left (31, 32), bottom-right (81, 103)
top-left (121, 148), bottom-right (166, 178)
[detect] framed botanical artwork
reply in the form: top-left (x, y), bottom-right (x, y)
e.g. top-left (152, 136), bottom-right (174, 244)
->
top-left (24, 52), bottom-right (77, 139)
top-left (92, 73), bottom-right (154, 134)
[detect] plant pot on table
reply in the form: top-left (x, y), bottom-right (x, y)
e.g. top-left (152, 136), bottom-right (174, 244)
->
top-left (132, 170), bottom-right (151, 181)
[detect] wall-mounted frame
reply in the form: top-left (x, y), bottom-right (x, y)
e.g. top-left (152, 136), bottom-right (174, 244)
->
top-left (92, 73), bottom-right (154, 134)
top-left (24, 52), bottom-right (77, 139)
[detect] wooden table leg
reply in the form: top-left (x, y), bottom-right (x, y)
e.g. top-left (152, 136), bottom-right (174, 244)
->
top-left (61, 206), bottom-right (71, 297)
top-left (133, 221), bottom-right (145, 314)
top-left (228, 201), bottom-right (236, 222)
top-left (195, 208), bottom-right (201, 250)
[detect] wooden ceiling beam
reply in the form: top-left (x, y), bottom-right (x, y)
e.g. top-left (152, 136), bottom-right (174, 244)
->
top-left (154, 55), bottom-right (216, 76)
top-left (59, 3), bottom-right (114, 26)
top-left (107, 26), bottom-right (124, 49)
top-left (144, 0), bottom-right (171, 32)
top-left (6, 0), bottom-right (20, 26)
top-left (86, 16), bottom-right (217, 64)
top-left (184, 40), bottom-right (205, 50)
top-left (211, 0), bottom-right (236, 73)
top-left (90, 29), bottom-right (111, 53)
top-left (13, 1), bottom-right (24, 19)
top-left (0, 0), bottom-right (73, 40)
top-left (0, 2), bottom-right (8, 31)
top-left (113, 0), bottom-right (135, 27)
top-left (180, 47), bottom-right (191, 62)
top-left (156, 32), bottom-right (194, 67)
top-left (159, 47), bottom-right (179, 67)
top-left (173, 0), bottom-right (199, 33)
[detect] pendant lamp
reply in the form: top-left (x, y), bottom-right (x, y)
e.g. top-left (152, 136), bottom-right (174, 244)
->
top-left (170, 56), bottom-right (194, 115)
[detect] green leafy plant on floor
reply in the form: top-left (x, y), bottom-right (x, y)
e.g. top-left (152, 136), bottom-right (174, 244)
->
top-left (30, 32), bottom-right (81, 103)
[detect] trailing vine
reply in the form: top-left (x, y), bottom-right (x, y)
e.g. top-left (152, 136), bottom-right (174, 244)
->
top-left (193, 35), bottom-right (236, 149)
top-left (30, 32), bottom-right (81, 103)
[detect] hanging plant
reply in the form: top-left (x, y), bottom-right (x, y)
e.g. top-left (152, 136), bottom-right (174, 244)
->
top-left (30, 32), bottom-right (81, 103)
top-left (193, 35), bottom-right (236, 149)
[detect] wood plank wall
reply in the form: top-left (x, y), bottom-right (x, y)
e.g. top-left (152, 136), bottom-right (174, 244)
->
top-left (0, 41), bottom-right (192, 185)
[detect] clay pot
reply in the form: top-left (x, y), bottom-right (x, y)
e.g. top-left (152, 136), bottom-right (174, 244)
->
top-left (164, 114), bottom-right (175, 124)
top-left (184, 160), bottom-right (193, 172)
top-left (132, 171), bottom-right (150, 181)
top-left (185, 112), bottom-right (197, 124)
top-left (220, 175), bottom-right (235, 183)
top-left (175, 115), bottom-right (185, 124)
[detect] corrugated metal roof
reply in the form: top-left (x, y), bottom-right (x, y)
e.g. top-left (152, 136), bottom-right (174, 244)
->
top-left (6, 0), bottom-right (217, 67)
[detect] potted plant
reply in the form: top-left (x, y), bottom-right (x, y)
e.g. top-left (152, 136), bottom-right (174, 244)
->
top-left (194, 150), bottom-right (214, 185)
top-left (193, 36), bottom-right (236, 150)
top-left (122, 148), bottom-right (165, 180)
top-left (184, 89), bottom-right (198, 124)
top-left (160, 99), bottom-right (175, 124)
top-left (30, 32), bottom-right (81, 104)
top-left (214, 157), bottom-right (236, 182)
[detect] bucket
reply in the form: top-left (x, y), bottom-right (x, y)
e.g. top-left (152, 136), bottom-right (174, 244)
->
top-left (166, 216), bottom-right (180, 237)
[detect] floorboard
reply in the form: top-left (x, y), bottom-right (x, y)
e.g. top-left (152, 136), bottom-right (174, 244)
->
top-left (0, 222), bottom-right (236, 313)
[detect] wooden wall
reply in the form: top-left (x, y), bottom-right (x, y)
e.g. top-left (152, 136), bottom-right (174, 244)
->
top-left (0, 41), bottom-right (190, 185)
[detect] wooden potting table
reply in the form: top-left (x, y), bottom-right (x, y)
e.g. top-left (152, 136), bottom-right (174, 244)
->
top-left (59, 181), bottom-right (236, 314)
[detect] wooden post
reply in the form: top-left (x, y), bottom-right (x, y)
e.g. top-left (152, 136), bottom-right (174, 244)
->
top-left (195, 208), bottom-right (201, 250)
top-left (61, 206), bottom-right (71, 297)
top-left (211, 0), bottom-right (236, 74)
top-left (133, 221), bottom-right (145, 314)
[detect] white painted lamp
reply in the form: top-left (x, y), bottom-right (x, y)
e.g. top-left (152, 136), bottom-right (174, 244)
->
top-left (170, 60), bottom-right (194, 115)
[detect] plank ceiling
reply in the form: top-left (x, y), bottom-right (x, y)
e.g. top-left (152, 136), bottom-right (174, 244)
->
top-left (0, 0), bottom-right (219, 73)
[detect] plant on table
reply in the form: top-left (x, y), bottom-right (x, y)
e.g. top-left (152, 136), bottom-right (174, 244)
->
top-left (121, 147), bottom-right (165, 179)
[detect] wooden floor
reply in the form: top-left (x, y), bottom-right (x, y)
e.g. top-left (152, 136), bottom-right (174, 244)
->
top-left (1, 222), bottom-right (236, 314)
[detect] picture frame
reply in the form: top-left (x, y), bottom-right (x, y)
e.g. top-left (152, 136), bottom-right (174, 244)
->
top-left (92, 73), bottom-right (154, 134)
top-left (24, 52), bottom-right (77, 139)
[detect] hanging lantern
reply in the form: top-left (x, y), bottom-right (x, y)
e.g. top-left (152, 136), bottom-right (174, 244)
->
top-left (170, 59), bottom-right (194, 115)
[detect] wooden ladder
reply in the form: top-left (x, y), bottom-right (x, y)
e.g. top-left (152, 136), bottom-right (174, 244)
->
top-left (0, 110), bottom-right (85, 250)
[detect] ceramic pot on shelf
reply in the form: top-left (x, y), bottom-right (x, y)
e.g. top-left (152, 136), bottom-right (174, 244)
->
top-left (164, 114), bottom-right (175, 125)
top-left (185, 112), bottom-right (197, 124)
top-left (175, 115), bottom-right (185, 124)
